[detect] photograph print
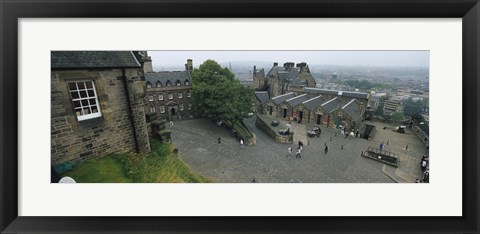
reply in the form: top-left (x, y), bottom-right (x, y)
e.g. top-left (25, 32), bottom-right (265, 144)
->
top-left (51, 50), bottom-right (430, 183)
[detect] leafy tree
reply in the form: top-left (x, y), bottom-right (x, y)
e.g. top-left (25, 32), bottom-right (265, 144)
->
top-left (403, 98), bottom-right (424, 117)
top-left (191, 60), bottom-right (254, 126)
top-left (390, 112), bottom-right (405, 124)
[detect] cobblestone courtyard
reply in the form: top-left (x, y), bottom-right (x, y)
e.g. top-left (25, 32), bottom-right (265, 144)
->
top-left (171, 117), bottom-right (427, 183)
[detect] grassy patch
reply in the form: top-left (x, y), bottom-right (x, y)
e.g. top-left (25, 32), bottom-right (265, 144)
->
top-left (65, 140), bottom-right (211, 183)
top-left (65, 155), bottom-right (132, 183)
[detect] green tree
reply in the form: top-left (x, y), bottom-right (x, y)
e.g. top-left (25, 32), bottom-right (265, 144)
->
top-left (403, 98), bottom-right (423, 117)
top-left (390, 112), bottom-right (405, 124)
top-left (191, 60), bottom-right (254, 125)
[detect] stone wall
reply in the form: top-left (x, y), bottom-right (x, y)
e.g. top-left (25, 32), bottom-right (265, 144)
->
top-left (255, 115), bottom-right (293, 144)
top-left (51, 68), bottom-right (150, 166)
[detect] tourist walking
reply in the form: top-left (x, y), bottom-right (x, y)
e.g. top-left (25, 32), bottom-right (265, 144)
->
top-left (240, 139), bottom-right (244, 148)
top-left (287, 147), bottom-right (292, 159)
top-left (324, 145), bottom-right (329, 154)
top-left (295, 146), bottom-right (302, 159)
top-left (380, 142), bottom-right (385, 151)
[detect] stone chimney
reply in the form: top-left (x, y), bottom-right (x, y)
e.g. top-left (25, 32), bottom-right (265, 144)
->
top-left (283, 62), bottom-right (294, 70)
top-left (185, 59), bottom-right (193, 74)
top-left (273, 62), bottom-right (278, 67)
top-left (296, 62), bottom-right (309, 73)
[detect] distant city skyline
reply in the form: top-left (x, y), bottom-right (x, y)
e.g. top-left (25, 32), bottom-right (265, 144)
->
top-left (148, 51), bottom-right (430, 69)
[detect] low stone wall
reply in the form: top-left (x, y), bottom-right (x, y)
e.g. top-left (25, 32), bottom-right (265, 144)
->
top-left (413, 126), bottom-right (429, 147)
top-left (255, 115), bottom-right (293, 144)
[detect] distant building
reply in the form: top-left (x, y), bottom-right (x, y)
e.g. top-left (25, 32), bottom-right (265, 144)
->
top-left (383, 98), bottom-right (404, 115)
top-left (253, 62), bottom-right (317, 98)
top-left (51, 51), bottom-right (151, 166)
top-left (144, 59), bottom-right (193, 121)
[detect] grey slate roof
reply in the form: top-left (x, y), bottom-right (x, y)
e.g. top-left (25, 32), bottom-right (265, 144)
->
top-left (304, 88), bottom-right (369, 99)
top-left (255, 91), bottom-right (270, 104)
top-left (285, 94), bottom-right (309, 107)
top-left (271, 92), bottom-right (295, 105)
top-left (321, 97), bottom-right (342, 114)
top-left (302, 95), bottom-right (326, 111)
top-left (51, 51), bottom-right (141, 69)
top-left (342, 99), bottom-right (363, 121)
top-left (145, 71), bottom-right (191, 86)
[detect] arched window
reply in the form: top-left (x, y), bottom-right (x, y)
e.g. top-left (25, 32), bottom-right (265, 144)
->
top-left (166, 81), bottom-right (172, 87)
top-left (156, 81), bottom-right (162, 88)
top-left (146, 82), bottom-right (152, 89)
top-left (176, 80), bottom-right (181, 86)
top-left (184, 80), bottom-right (190, 86)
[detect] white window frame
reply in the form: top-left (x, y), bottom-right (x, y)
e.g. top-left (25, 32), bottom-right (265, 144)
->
top-left (68, 80), bottom-right (102, 121)
top-left (176, 80), bottom-right (181, 86)
top-left (150, 106), bottom-right (156, 113)
top-left (148, 96), bottom-right (154, 101)
top-left (168, 94), bottom-right (173, 100)
top-left (179, 104), bottom-right (184, 111)
top-left (146, 82), bottom-right (152, 89)
top-left (159, 94), bottom-right (164, 101)
top-left (187, 92), bottom-right (191, 98)
top-left (160, 106), bottom-right (165, 113)
top-left (178, 93), bottom-right (183, 99)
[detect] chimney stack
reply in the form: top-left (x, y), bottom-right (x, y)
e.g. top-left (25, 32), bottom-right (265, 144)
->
top-left (185, 59), bottom-right (193, 73)
top-left (283, 62), bottom-right (294, 70)
top-left (273, 62), bottom-right (278, 67)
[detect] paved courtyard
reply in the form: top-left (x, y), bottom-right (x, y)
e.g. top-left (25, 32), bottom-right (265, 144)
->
top-left (170, 117), bottom-right (427, 183)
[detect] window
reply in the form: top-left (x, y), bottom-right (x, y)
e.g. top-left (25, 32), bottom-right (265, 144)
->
top-left (184, 80), bottom-right (190, 86)
top-left (68, 81), bottom-right (102, 121)
top-left (160, 106), bottom-right (165, 113)
top-left (166, 81), bottom-right (172, 87)
top-left (179, 104), bottom-right (184, 111)
top-left (156, 81), bottom-right (162, 88)
top-left (176, 80), bottom-right (181, 86)
top-left (150, 107), bottom-right (156, 113)
top-left (178, 93), bottom-right (183, 98)
top-left (148, 96), bottom-right (154, 101)
top-left (187, 92), bottom-right (191, 98)
top-left (188, 103), bottom-right (191, 110)
top-left (159, 94), bottom-right (164, 101)
top-left (168, 94), bottom-right (173, 100)
top-left (146, 82), bottom-right (152, 89)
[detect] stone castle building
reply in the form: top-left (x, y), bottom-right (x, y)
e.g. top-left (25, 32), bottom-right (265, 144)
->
top-left (144, 59), bottom-right (193, 121)
top-left (253, 62), bottom-right (317, 98)
top-left (51, 51), bottom-right (151, 166)
top-left (256, 88), bottom-right (370, 134)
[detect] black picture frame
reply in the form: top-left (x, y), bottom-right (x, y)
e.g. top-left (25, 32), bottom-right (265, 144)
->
top-left (1, 0), bottom-right (479, 233)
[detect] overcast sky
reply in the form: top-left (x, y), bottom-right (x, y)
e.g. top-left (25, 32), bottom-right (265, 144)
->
top-left (148, 51), bottom-right (429, 69)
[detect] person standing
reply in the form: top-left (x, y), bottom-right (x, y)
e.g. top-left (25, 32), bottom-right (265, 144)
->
top-left (380, 142), bottom-right (385, 151)
top-left (218, 137), bottom-right (221, 144)
top-left (240, 139), bottom-right (244, 148)
top-left (287, 147), bottom-right (292, 159)
top-left (356, 130), bottom-right (359, 138)
top-left (324, 145), bottom-right (329, 154)
top-left (170, 120), bottom-right (174, 128)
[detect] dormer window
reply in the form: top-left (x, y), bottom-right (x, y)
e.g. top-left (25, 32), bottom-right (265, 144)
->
top-left (184, 80), bottom-right (190, 86)
top-left (156, 81), bottom-right (162, 88)
top-left (146, 82), bottom-right (152, 89)
top-left (166, 81), bottom-right (172, 87)
top-left (176, 80), bottom-right (181, 86)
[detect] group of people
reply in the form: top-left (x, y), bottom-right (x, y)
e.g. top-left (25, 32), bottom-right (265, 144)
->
top-left (416, 155), bottom-right (430, 183)
top-left (287, 141), bottom-right (330, 159)
top-left (340, 126), bottom-right (360, 138)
